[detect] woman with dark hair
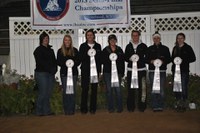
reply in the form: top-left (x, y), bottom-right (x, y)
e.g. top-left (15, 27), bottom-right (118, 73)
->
top-left (102, 34), bottom-right (125, 113)
top-left (34, 32), bottom-right (57, 116)
top-left (171, 32), bottom-right (196, 112)
top-left (79, 29), bottom-right (101, 114)
top-left (57, 35), bottom-right (79, 115)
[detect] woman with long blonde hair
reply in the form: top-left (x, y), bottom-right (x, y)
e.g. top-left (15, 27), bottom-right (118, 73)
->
top-left (57, 35), bottom-right (79, 115)
top-left (60, 35), bottom-right (74, 56)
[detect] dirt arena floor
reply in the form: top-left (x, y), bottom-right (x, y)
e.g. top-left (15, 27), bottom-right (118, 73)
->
top-left (0, 109), bottom-right (199, 133)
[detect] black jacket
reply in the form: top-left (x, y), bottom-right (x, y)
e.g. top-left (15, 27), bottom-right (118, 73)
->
top-left (171, 43), bottom-right (196, 73)
top-left (146, 43), bottom-right (171, 70)
top-left (79, 42), bottom-right (102, 76)
top-left (102, 45), bottom-right (125, 76)
top-left (125, 42), bottom-right (147, 69)
top-left (33, 45), bottom-right (57, 74)
top-left (57, 47), bottom-right (79, 76)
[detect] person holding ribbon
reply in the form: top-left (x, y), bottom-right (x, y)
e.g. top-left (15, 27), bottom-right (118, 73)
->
top-left (102, 34), bottom-right (125, 113)
top-left (79, 29), bottom-right (102, 114)
top-left (34, 32), bottom-right (57, 116)
top-left (125, 30), bottom-right (148, 112)
top-left (57, 35), bottom-right (79, 115)
top-left (171, 33), bottom-right (196, 112)
top-left (146, 32), bottom-right (171, 112)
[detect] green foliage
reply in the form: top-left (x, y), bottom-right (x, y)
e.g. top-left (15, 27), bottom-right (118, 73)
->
top-left (0, 74), bottom-right (200, 116)
top-left (50, 82), bottom-right (63, 114)
top-left (164, 74), bottom-right (176, 109)
top-left (17, 77), bottom-right (37, 115)
top-left (188, 74), bottom-right (200, 109)
top-left (0, 84), bottom-right (18, 115)
top-left (0, 76), bottom-right (36, 116)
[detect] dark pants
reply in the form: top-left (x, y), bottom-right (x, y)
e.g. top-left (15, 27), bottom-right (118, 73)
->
top-left (149, 72), bottom-right (166, 110)
top-left (35, 72), bottom-right (55, 115)
top-left (81, 74), bottom-right (98, 113)
top-left (173, 72), bottom-right (189, 101)
top-left (173, 72), bottom-right (189, 111)
top-left (103, 73), bottom-right (123, 112)
top-left (61, 76), bottom-right (77, 115)
top-left (127, 70), bottom-right (147, 112)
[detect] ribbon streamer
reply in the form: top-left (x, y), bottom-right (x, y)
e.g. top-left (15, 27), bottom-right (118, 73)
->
top-left (66, 59), bottom-right (74, 94)
top-left (173, 57), bottom-right (182, 92)
top-left (152, 59), bottom-right (162, 93)
top-left (130, 54), bottom-right (139, 89)
top-left (88, 48), bottom-right (98, 83)
top-left (109, 53), bottom-right (119, 87)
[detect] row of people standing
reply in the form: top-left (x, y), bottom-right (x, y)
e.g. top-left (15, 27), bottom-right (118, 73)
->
top-left (33, 30), bottom-right (196, 116)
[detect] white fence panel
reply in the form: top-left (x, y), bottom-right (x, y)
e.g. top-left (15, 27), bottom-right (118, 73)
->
top-left (9, 12), bottom-right (200, 78)
top-left (193, 31), bottom-right (200, 75)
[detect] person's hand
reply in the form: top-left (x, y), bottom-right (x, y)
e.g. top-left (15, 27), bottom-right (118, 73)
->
top-left (150, 60), bottom-right (154, 64)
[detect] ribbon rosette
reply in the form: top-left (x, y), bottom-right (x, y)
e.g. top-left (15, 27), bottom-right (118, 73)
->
top-left (109, 53), bottom-right (119, 87)
top-left (130, 54), bottom-right (139, 89)
top-left (65, 59), bottom-right (74, 94)
top-left (173, 57), bottom-right (182, 92)
top-left (152, 59), bottom-right (162, 93)
top-left (88, 48), bottom-right (98, 83)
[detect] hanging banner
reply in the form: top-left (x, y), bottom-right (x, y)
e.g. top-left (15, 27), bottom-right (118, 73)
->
top-left (31, 0), bottom-right (130, 29)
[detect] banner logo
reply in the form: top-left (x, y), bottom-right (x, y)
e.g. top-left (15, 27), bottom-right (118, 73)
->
top-left (36, 0), bottom-right (69, 21)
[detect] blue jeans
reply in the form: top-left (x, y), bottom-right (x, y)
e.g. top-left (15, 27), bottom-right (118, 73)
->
top-left (149, 72), bottom-right (166, 110)
top-left (35, 72), bottom-right (55, 115)
top-left (103, 73), bottom-right (123, 112)
top-left (61, 76), bottom-right (77, 114)
top-left (173, 72), bottom-right (189, 101)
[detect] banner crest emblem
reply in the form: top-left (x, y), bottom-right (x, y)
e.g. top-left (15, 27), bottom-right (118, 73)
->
top-left (36, 0), bottom-right (69, 21)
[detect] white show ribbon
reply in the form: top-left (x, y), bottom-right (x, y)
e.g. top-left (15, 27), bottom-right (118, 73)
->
top-left (109, 53), bottom-right (119, 87)
top-left (173, 57), bottom-right (182, 92)
top-left (130, 54), bottom-right (139, 89)
top-left (65, 59), bottom-right (74, 94)
top-left (152, 59), bottom-right (162, 93)
top-left (88, 48), bottom-right (98, 83)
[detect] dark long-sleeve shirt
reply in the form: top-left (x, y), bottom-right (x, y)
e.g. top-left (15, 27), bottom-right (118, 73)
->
top-left (57, 47), bottom-right (79, 76)
top-left (125, 42), bottom-right (147, 69)
top-left (102, 45), bottom-right (125, 76)
top-left (146, 43), bottom-right (171, 70)
top-left (171, 43), bottom-right (196, 73)
top-left (33, 45), bottom-right (57, 74)
top-left (79, 42), bottom-right (102, 76)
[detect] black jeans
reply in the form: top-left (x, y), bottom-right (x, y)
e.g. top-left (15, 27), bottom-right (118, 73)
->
top-left (127, 70), bottom-right (147, 112)
top-left (80, 74), bottom-right (98, 113)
